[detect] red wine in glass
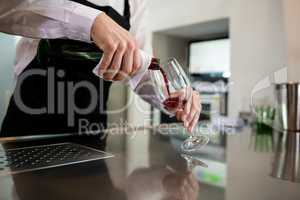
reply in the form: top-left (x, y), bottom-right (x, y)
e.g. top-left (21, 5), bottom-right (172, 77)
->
top-left (148, 58), bottom-right (186, 110)
top-left (149, 57), bottom-right (209, 152)
top-left (163, 97), bottom-right (187, 110)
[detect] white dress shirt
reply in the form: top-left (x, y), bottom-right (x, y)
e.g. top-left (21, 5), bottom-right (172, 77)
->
top-left (0, 0), bottom-right (158, 106)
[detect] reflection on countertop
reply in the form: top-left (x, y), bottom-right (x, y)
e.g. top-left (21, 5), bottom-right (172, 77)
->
top-left (271, 131), bottom-right (300, 183)
top-left (0, 124), bottom-right (300, 200)
top-left (227, 127), bottom-right (300, 200)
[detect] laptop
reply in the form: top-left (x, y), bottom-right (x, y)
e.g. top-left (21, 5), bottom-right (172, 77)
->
top-left (0, 132), bottom-right (114, 175)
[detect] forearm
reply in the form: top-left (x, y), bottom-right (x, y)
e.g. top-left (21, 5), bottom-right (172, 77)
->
top-left (0, 0), bottom-right (101, 42)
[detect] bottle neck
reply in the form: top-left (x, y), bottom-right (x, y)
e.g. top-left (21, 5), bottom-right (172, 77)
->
top-left (148, 58), bottom-right (161, 70)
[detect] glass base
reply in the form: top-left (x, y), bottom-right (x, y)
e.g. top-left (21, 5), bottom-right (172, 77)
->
top-left (181, 154), bottom-right (208, 169)
top-left (181, 135), bottom-right (210, 152)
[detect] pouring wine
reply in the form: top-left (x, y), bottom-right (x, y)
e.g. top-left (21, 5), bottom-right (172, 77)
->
top-left (148, 58), bottom-right (209, 152)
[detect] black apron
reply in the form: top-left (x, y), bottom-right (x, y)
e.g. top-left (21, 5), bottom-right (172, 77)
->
top-left (1, 0), bottom-right (131, 139)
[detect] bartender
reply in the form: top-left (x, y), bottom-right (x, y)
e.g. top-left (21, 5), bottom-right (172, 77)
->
top-left (0, 0), bottom-right (201, 139)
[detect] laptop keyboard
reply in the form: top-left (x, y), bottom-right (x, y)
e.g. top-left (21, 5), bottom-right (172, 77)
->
top-left (0, 143), bottom-right (113, 175)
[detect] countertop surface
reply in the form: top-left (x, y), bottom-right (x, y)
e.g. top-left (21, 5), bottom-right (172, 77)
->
top-left (0, 125), bottom-right (300, 200)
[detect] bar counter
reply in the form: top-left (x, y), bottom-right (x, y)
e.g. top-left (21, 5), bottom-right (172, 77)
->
top-left (0, 125), bottom-right (300, 200)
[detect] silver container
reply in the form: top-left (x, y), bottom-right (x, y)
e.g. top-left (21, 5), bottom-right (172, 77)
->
top-left (275, 83), bottom-right (300, 132)
top-left (271, 131), bottom-right (300, 182)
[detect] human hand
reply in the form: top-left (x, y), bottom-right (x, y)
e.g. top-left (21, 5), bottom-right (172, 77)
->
top-left (170, 89), bottom-right (201, 133)
top-left (162, 171), bottom-right (199, 200)
top-left (91, 13), bottom-right (141, 81)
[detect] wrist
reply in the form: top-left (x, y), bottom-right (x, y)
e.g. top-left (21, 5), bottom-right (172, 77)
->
top-left (67, 3), bottom-right (102, 42)
top-left (91, 12), bottom-right (106, 42)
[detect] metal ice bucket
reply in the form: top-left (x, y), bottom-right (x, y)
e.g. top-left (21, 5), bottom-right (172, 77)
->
top-left (271, 131), bottom-right (300, 182)
top-left (275, 83), bottom-right (300, 132)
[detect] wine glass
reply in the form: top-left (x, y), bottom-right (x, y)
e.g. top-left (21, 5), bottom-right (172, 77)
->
top-left (181, 154), bottom-right (208, 169)
top-left (149, 58), bottom-right (209, 152)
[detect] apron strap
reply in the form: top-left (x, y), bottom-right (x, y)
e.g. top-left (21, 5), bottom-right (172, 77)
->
top-left (68, 0), bottom-right (131, 29)
top-left (124, 0), bottom-right (131, 23)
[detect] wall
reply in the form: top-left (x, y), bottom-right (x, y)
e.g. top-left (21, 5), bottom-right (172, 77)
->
top-left (229, 0), bottom-right (287, 117)
top-left (283, 0), bottom-right (300, 82)
top-left (0, 33), bottom-right (18, 127)
top-left (148, 0), bottom-right (229, 32)
top-left (149, 0), bottom-right (289, 118)
top-left (152, 33), bottom-right (189, 68)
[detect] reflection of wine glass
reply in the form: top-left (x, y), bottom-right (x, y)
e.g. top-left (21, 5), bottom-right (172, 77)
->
top-left (181, 154), bottom-right (208, 170)
top-left (149, 58), bottom-right (209, 152)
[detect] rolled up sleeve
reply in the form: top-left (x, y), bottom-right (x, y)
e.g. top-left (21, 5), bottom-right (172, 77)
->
top-left (0, 0), bottom-right (102, 42)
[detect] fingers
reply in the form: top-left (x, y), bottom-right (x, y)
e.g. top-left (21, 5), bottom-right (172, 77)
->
top-left (98, 41), bottom-right (116, 75)
top-left (132, 48), bottom-right (141, 75)
top-left (183, 173), bottom-right (198, 200)
top-left (102, 39), bottom-right (138, 81)
top-left (91, 14), bottom-right (138, 81)
top-left (183, 94), bottom-right (192, 124)
top-left (188, 92), bottom-right (201, 132)
top-left (180, 91), bottom-right (201, 132)
top-left (102, 41), bottom-right (125, 80)
top-left (163, 172), bottom-right (199, 200)
top-left (179, 175), bottom-right (197, 200)
top-left (177, 177), bottom-right (187, 200)
top-left (187, 108), bottom-right (197, 131)
top-left (189, 111), bottom-right (200, 132)
top-left (187, 172), bottom-right (199, 192)
top-left (184, 186), bottom-right (195, 200)
top-left (170, 89), bottom-right (185, 99)
top-left (176, 110), bottom-right (184, 121)
top-left (180, 186), bottom-right (188, 200)
top-left (113, 42), bottom-right (134, 81)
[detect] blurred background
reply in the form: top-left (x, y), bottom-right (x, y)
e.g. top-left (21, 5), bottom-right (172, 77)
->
top-left (1, 0), bottom-right (299, 129)
top-left (1, 0), bottom-right (300, 199)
